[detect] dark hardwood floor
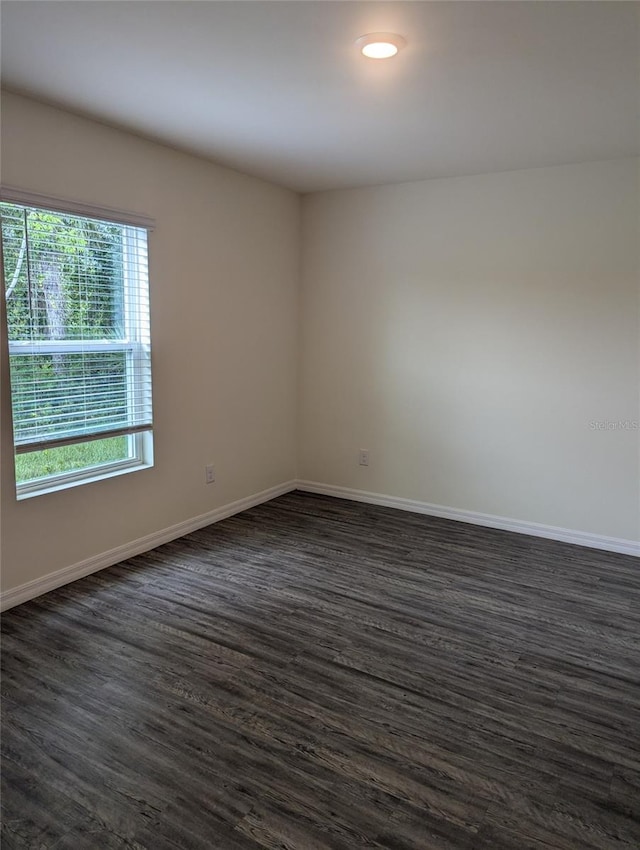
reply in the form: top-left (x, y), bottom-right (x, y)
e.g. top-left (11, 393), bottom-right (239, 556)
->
top-left (2, 491), bottom-right (639, 849)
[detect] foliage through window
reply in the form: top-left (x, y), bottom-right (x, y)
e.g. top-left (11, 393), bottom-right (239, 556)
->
top-left (1, 198), bottom-right (153, 497)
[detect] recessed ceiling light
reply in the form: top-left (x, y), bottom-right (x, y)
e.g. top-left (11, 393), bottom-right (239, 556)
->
top-left (356, 33), bottom-right (406, 59)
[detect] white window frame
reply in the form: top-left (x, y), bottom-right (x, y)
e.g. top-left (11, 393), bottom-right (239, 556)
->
top-left (1, 188), bottom-right (155, 499)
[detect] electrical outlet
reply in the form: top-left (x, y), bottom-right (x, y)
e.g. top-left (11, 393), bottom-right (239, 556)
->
top-left (358, 449), bottom-right (369, 467)
top-left (205, 464), bottom-right (215, 484)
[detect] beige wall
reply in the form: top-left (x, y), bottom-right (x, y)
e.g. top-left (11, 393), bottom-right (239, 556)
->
top-left (1, 92), bottom-right (300, 592)
top-left (299, 159), bottom-right (640, 542)
top-left (1, 94), bottom-right (638, 599)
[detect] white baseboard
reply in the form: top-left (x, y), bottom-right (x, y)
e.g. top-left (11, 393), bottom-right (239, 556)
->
top-left (296, 480), bottom-right (640, 557)
top-left (3, 477), bottom-right (636, 611)
top-left (0, 480), bottom-right (297, 611)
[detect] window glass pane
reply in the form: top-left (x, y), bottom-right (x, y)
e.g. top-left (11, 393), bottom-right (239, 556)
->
top-left (9, 350), bottom-right (129, 445)
top-left (15, 436), bottom-right (131, 485)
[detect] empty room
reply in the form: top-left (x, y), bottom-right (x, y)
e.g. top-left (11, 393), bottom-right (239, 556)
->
top-left (1, 1), bottom-right (638, 848)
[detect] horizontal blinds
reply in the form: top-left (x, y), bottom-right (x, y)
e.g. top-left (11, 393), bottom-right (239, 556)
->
top-left (2, 200), bottom-right (153, 453)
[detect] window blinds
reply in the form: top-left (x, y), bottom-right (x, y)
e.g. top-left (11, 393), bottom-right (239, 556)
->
top-left (1, 200), bottom-right (153, 454)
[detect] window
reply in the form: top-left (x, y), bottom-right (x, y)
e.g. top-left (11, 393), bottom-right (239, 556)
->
top-left (1, 192), bottom-right (154, 498)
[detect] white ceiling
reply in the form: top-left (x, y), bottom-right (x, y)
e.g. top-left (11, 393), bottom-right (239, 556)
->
top-left (2, 1), bottom-right (638, 193)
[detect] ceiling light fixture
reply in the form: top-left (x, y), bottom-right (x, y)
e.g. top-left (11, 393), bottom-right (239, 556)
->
top-left (356, 33), bottom-right (406, 59)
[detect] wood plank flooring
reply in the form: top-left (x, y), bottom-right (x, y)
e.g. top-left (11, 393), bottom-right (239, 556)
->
top-left (1, 491), bottom-right (639, 849)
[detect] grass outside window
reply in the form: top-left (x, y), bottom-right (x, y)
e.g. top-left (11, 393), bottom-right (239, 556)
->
top-left (15, 436), bottom-right (130, 484)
